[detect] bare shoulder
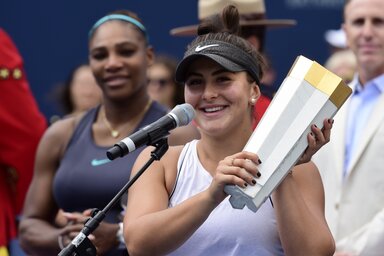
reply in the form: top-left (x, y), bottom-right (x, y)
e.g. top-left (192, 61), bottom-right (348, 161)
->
top-left (134, 145), bottom-right (184, 195)
top-left (40, 113), bottom-right (85, 159)
top-left (126, 145), bottom-right (185, 217)
top-left (163, 145), bottom-right (184, 196)
top-left (293, 161), bottom-right (321, 182)
top-left (21, 113), bottom-right (87, 222)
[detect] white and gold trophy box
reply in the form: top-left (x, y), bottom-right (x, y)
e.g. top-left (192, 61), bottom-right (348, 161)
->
top-left (224, 55), bottom-right (352, 212)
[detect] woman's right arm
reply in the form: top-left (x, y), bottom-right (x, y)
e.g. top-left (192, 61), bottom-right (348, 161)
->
top-left (18, 117), bottom-right (80, 256)
top-left (123, 146), bottom-right (219, 256)
top-left (123, 148), bottom-right (258, 256)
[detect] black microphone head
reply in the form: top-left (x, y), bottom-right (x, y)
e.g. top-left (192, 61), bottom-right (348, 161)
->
top-left (170, 103), bottom-right (195, 127)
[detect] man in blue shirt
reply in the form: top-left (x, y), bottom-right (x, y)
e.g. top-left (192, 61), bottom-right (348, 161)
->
top-left (313, 0), bottom-right (384, 254)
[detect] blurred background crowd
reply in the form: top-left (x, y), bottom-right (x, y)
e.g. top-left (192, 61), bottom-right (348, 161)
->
top-left (1, 0), bottom-right (363, 255)
top-left (0, 0), bottom-right (345, 120)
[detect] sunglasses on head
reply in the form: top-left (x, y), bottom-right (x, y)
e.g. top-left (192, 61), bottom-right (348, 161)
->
top-left (147, 78), bottom-right (171, 87)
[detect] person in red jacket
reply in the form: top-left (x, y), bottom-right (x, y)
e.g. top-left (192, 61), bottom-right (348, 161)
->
top-left (0, 28), bottom-right (47, 255)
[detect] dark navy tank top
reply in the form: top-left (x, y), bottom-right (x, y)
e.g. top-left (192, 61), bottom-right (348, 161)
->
top-left (53, 102), bottom-right (167, 255)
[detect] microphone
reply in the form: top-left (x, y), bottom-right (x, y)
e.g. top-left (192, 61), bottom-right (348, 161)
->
top-left (106, 103), bottom-right (195, 160)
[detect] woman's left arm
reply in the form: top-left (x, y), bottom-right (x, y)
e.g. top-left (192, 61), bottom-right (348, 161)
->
top-left (273, 162), bottom-right (335, 256)
top-left (273, 119), bottom-right (335, 255)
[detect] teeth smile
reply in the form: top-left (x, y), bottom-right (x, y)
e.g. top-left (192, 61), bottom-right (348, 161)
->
top-left (204, 106), bottom-right (224, 112)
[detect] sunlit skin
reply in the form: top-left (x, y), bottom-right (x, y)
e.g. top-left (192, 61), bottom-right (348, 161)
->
top-left (89, 21), bottom-right (154, 105)
top-left (343, 0), bottom-right (384, 85)
top-left (184, 57), bottom-right (260, 139)
top-left (123, 56), bottom-right (335, 256)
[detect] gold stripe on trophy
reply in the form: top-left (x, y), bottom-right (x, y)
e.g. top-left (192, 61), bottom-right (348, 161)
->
top-left (304, 61), bottom-right (351, 108)
top-left (225, 55), bottom-right (353, 212)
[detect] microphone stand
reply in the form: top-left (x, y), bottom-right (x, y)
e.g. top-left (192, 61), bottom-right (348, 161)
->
top-left (58, 138), bottom-right (169, 256)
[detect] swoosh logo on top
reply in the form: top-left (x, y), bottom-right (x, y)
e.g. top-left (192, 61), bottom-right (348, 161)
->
top-left (195, 44), bottom-right (219, 52)
top-left (91, 158), bottom-right (111, 166)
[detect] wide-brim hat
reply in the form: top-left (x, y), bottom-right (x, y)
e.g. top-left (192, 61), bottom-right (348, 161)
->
top-left (170, 0), bottom-right (297, 36)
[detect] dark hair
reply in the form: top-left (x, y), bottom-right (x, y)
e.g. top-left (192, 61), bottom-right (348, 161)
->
top-left (89, 10), bottom-right (149, 45)
top-left (108, 9), bottom-right (141, 20)
top-left (190, 5), bottom-right (265, 81)
top-left (153, 54), bottom-right (185, 106)
top-left (198, 7), bottom-right (266, 53)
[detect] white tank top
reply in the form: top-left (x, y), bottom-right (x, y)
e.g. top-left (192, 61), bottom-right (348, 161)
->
top-left (168, 140), bottom-right (284, 256)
